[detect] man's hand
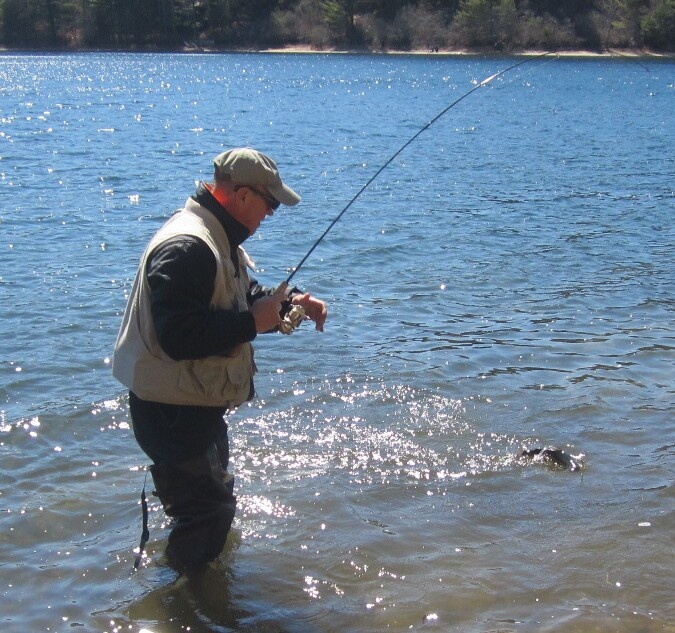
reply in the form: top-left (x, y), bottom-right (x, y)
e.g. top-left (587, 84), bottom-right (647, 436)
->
top-left (291, 293), bottom-right (328, 332)
top-left (251, 294), bottom-right (283, 333)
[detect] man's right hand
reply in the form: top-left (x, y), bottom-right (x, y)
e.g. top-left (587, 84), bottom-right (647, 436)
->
top-left (250, 294), bottom-right (283, 333)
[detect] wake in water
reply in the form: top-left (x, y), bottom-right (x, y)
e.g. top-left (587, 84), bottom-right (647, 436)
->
top-left (230, 375), bottom-right (584, 493)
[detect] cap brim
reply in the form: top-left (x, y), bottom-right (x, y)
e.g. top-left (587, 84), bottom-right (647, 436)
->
top-left (268, 182), bottom-right (301, 207)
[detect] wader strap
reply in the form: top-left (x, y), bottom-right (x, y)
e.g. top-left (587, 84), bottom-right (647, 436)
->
top-left (133, 470), bottom-right (150, 571)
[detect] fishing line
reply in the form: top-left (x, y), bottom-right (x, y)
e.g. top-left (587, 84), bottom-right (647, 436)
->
top-left (605, 48), bottom-right (652, 74)
top-left (279, 51), bottom-right (558, 292)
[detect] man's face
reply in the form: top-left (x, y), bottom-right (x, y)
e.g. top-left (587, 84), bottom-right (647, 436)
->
top-left (233, 186), bottom-right (279, 235)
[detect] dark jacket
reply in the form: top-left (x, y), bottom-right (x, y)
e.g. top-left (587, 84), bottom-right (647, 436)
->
top-left (145, 184), bottom-right (295, 361)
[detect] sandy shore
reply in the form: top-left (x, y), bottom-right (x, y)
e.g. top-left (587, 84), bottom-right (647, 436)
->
top-left (1, 44), bottom-right (670, 58)
top-left (190, 43), bottom-right (672, 58)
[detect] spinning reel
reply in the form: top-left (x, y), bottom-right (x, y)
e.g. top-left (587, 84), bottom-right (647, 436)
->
top-left (279, 304), bottom-right (306, 334)
top-left (276, 281), bottom-right (307, 335)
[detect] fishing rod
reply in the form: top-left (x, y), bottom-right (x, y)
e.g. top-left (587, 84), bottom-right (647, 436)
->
top-left (277, 52), bottom-right (557, 333)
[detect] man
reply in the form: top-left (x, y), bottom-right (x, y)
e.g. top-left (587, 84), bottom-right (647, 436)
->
top-left (113, 147), bottom-right (327, 574)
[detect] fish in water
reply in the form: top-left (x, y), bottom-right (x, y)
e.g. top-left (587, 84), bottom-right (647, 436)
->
top-left (519, 447), bottom-right (583, 471)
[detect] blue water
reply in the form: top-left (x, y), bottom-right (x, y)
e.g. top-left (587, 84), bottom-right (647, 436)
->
top-left (1, 52), bottom-right (673, 633)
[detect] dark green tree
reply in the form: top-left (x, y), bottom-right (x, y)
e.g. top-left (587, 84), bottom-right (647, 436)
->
top-left (421, 0), bottom-right (460, 14)
top-left (453, 0), bottom-right (520, 48)
top-left (0, 0), bottom-right (673, 50)
top-left (642, 0), bottom-right (675, 49)
top-left (322, 0), bottom-right (356, 42)
top-left (2, 0), bottom-right (42, 45)
top-left (608, 0), bottom-right (649, 46)
top-left (368, 0), bottom-right (415, 20)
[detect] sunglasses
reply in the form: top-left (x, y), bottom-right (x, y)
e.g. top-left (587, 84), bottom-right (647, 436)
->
top-left (237, 185), bottom-right (280, 211)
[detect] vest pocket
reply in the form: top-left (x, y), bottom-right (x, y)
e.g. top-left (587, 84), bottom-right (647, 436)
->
top-left (178, 348), bottom-right (252, 404)
top-left (179, 358), bottom-right (223, 399)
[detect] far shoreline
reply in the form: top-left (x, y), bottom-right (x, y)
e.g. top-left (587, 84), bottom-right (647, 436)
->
top-left (1, 45), bottom-right (673, 59)
top-left (257, 45), bottom-right (673, 58)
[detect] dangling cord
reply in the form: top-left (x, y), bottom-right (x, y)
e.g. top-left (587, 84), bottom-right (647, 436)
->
top-left (133, 469), bottom-right (150, 571)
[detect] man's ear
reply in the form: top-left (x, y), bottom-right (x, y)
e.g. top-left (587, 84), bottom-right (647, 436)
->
top-left (232, 185), bottom-right (250, 206)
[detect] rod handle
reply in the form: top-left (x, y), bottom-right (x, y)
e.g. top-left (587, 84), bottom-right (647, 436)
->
top-left (274, 281), bottom-right (289, 297)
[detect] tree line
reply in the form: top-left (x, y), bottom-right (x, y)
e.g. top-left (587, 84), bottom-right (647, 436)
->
top-left (1, 0), bottom-right (673, 53)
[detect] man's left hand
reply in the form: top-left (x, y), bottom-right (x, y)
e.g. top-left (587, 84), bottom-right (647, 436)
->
top-left (291, 293), bottom-right (328, 332)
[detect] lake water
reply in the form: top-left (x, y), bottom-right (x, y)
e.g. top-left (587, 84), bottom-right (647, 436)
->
top-left (1, 51), bottom-right (673, 633)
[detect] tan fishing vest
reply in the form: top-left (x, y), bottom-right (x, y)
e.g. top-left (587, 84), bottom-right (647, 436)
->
top-left (112, 198), bottom-right (255, 407)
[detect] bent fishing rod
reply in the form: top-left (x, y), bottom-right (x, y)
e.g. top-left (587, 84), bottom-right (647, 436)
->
top-left (277, 52), bottom-right (557, 333)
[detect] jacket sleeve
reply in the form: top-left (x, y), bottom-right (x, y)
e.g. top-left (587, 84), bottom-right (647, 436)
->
top-left (248, 278), bottom-right (302, 316)
top-left (146, 236), bottom-right (257, 360)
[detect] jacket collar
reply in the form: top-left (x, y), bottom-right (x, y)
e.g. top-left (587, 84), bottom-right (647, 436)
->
top-left (192, 182), bottom-right (249, 249)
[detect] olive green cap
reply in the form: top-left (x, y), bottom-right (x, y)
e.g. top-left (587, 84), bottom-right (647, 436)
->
top-left (213, 148), bottom-right (301, 207)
